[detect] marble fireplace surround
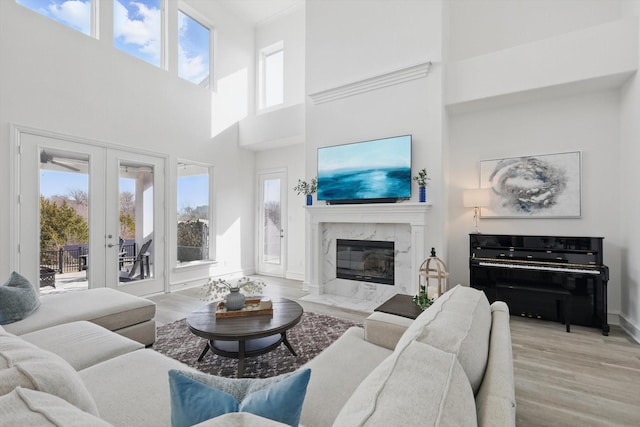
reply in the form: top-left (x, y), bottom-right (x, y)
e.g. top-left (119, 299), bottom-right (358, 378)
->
top-left (302, 203), bottom-right (431, 312)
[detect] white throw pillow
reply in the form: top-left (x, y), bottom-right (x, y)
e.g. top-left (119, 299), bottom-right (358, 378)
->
top-left (333, 340), bottom-right (477, 426)
top-left (0, 387), bottom-right (111, 426)
top-left (395, 285), bottom-right (492, 395)
top-left (0, 330), bottom-right (99, 415)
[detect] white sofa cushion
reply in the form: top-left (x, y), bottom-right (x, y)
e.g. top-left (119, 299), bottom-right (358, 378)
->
top-left (475, 302), bottom-right (517, 426)
top-left (20, 321), bottom-right (144, 370)
top-left (0, 387), bottom-right (111, 427)
top-left (0, 329), bottom-right (99, 415)
top-left (2, 288), bottom-right (155, 337)
top-left (80, 349), bottom-right (197, 426)
top-left (193, 412), bottom-right (288, 426)
top-left (333, 340), bottom-right (478, 426)
top-left (395, 284), bottom-right (491, 394)
top-left (300, 327), bottom-right (392, 427)
top-left (364, 311), bottom-right (414, 350)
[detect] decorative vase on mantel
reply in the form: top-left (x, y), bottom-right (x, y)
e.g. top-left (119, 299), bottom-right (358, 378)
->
top-left (419, 186), bottom-right (427, 203)
top-left (306, 194), bottom-right (313, 206)
top-left (225, 288), bottom-right (245, 311)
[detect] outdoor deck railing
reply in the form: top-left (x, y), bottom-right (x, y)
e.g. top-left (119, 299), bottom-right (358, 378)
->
top-left (40, 244), bottom-right (136, 273)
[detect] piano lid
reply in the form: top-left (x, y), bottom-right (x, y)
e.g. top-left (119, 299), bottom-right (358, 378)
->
top-left (470, 234), bottom-right (604, 252)
top-left (470, 234), bottom-right (605, 266)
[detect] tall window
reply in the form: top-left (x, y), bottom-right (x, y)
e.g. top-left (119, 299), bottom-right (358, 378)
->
top-left (177, 163), bottom-right (212, 264)
top-left (259, 41), bottom-right (284, 109)
top-left (17, 0), bottom-right (93, 36)
top-left (113, 0), bottom-right (162, 67)
top-left (178, 9), bottom-right (211, 87)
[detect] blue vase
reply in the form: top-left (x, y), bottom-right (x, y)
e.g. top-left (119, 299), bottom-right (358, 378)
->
top-left (225, 288), bottom-right (245, 311)
top-left (419, 186), bottom-right (426, 203)
top-left (306, 194), bottom-right (313, 206)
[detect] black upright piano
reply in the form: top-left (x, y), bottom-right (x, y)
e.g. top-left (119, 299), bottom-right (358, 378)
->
top-left (469, 234), bottom-right (609, 335)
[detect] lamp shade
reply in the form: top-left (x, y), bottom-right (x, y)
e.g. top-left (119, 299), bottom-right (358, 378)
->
top-left (463, 188), bottom-right (491, 208)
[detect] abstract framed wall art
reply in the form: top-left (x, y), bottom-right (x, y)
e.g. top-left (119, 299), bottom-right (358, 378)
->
top-left (479, 151), bottom-right (581, 218)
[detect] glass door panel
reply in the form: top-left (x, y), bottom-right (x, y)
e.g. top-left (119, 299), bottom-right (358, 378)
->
top-left (39, 149), bottom-right (90, 293)
top-left (106, 150), bottom-right (165, 296)
top-left (18, 132), bottom-right (106, 292)
top-left (258, 171), bottom-right (286, 276)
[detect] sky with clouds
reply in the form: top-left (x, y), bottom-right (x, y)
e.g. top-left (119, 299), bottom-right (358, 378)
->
top-left (113, 0), bottom-right (161, 65)
top-left (178, 10), bottom-right (210, 85)
top-left (18, 0), bottom-right (91, 34)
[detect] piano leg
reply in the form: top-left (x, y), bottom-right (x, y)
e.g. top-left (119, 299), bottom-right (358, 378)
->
top-left (564, 294), bottom-right (571, 333)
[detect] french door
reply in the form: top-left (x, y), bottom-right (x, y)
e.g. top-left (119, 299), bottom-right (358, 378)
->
top-left (16, 129), bottom-right (166, 296)
top-left (257, 170), bottom-right (286, 277)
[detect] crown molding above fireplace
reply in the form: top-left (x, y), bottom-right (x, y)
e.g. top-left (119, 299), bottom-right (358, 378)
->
top-left (305, 202), bottom-right (432, 225)
top-left (307, 62), bottom-right (432, 105)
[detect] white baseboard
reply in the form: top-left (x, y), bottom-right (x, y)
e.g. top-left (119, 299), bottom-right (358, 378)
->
top-left (618, 314), bottom-right (640, 344)
top-left (286, 271), bottom-right (305, 281)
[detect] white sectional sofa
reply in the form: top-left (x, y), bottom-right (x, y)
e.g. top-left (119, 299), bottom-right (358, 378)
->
top-left (2, 287), bottom-right (157, 346)
top-left (0, 285), bottom-right (515, 426)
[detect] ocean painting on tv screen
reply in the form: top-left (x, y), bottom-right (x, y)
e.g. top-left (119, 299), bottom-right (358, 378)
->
top-left (317, 135), bottom-right (412, 202)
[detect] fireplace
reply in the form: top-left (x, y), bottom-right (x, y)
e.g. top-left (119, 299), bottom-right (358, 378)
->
top-left (336, 239), bottom-right (394, 285)
top-left (303, 203), bottom-right (431, 308)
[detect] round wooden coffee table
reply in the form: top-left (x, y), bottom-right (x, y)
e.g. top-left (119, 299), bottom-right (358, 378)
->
top-left (186, 297), bottom-right (303, 377)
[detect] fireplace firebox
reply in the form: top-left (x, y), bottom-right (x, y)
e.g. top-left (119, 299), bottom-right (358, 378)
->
top-left (336, 239), bottom-right (394, 285)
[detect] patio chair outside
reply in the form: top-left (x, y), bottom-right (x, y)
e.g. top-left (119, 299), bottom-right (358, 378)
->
top-left (120, 239), bottom-right (152, 281)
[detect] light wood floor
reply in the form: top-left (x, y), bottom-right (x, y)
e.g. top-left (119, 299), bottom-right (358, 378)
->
top-left (148, 276), bottom-right (640, 426)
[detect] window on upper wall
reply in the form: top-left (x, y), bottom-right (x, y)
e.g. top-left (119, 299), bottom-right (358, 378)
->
top-left (178, 8), bottom-right (211, 88)
top-left (177, 162), bottom-right (213, 265)
top-left (17, 0), bottom-right (95, 36)
top-left (113, 0), bottom-right (162, 67)
top-left (258, 41), bottom-right (284, 110)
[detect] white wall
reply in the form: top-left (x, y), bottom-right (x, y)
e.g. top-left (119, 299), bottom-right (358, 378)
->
top-left (448, 0), bottom-right (621, 61)
top-left (620, 0), bottom-right (640, 339)
top-left (255, 144), bottom-right (306, 280)
top-left (305, 0), bottom-right (447, 262)
top-left (0, 0), bottom-right (257, 289)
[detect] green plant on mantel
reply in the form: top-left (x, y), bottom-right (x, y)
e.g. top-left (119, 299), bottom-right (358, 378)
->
top-left (413, 284), bottom-right (434, 310)
top-left (412, 168), bottom-right (430, 187)
top-left (293, 177), bottom-right (318, 196)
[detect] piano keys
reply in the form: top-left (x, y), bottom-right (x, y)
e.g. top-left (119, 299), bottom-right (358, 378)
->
top-left (469, 234), bottom-right (609, 335)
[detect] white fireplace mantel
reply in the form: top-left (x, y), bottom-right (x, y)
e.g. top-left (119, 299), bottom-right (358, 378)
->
top-left (304, 203), bottom-right (432, 302)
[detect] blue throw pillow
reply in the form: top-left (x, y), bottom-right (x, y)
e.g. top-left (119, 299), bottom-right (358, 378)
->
top-left (168, 368), bottom-right (311, 427)
top-left (0, 272), bottom-right (40, 325)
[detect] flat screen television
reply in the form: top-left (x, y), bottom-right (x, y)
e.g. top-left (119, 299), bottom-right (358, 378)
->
top-left (317, 135), bottom-right (412, 204)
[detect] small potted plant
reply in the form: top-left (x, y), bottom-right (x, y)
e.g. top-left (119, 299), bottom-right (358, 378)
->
top-left (294, 177), bottom-right (318, 206)
top-left (413, 168), bottom-right (430, 203)
top-left (413, 284), bottom-right (434, 310)
top-left (201, 277), bottom-right (265, 311)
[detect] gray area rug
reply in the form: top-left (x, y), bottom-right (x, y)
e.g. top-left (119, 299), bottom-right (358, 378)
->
top-left (153, 312), bottom-right (360, 378)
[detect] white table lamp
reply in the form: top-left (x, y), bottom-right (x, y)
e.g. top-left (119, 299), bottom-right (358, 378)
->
top-left (463, 189), bottom-right (491, 233)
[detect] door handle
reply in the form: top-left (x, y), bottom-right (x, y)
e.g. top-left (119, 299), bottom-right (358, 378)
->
top-left (280, 229), bottom-right (284, 238)
top-left (107, 243), bottom-right (116, 248)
